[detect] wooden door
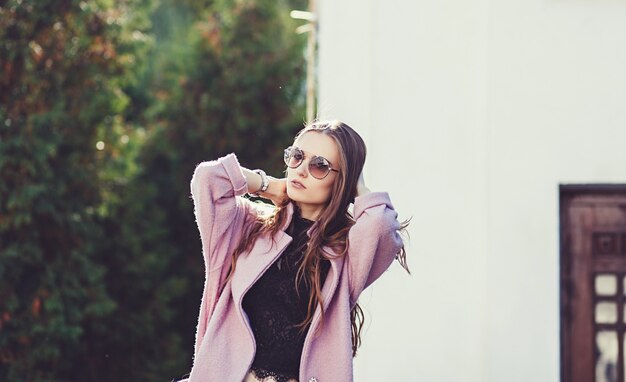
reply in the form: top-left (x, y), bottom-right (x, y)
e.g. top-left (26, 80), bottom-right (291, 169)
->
top-left (561, 185), bottom-right (626, 382)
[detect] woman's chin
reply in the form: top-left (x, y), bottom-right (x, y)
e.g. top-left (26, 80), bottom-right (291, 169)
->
top-left (286, 188), bottom-right (301, 201)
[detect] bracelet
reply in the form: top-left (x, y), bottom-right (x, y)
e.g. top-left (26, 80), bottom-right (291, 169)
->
top-left (249, 169), bottom-right (269, 197)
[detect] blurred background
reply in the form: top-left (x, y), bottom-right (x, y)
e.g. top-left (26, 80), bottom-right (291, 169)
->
top-left (3, 0), bottom-right (626, 381)
top-left (1, 0), bottom-right (308, 380)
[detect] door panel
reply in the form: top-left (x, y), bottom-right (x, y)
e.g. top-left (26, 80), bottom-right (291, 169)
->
top-left (561, 186), bottom-right (626, 382)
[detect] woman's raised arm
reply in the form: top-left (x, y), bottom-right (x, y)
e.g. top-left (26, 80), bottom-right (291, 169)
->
top-left (345, 191), bottom-right (404, 306)
top-left (190, 153), bottom-right (256, 272)
top-left (190, 153), bottom-right (273, 357)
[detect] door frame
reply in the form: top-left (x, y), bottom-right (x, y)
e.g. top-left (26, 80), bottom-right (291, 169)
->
top-left (560, 184), bottom-right (626, 382)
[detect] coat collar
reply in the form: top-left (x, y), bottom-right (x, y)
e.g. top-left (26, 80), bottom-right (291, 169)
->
top-left (232, 201), bottom-right (343, 311)
top-left (279, 202), bottom-right (295, 231)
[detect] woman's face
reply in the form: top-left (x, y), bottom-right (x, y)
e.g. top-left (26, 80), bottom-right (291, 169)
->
top-left (286, 131), bottom-right (340, 219)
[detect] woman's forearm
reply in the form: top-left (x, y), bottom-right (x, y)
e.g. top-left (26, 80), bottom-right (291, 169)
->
top-left (241, 167), bottom-right (263, 194)
top-left (240, 166), bottom-right (286, 204)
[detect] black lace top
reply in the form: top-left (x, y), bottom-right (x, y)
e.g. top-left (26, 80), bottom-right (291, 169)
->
top-left (242, 209), bottom-right (331, 382)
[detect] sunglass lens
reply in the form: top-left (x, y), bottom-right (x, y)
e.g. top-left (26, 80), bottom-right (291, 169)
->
top-left (284, 148), bottom-right (291, 166)
top-left (285, 147), bottom-right (304, 168)
top-left (309, 157), bottom-right (330, 179)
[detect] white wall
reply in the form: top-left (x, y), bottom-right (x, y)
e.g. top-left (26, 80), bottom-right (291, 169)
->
top-left (317, 1), bottom-right (626, 381)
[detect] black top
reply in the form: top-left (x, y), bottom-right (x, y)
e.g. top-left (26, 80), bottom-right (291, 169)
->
top-left (242, 209), bottom-right (331, 382)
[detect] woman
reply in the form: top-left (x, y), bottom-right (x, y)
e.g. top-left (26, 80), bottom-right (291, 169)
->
top-left (182, 120), bottom-right (409, 382)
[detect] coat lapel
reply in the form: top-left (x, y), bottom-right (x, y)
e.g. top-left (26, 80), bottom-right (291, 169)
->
top-left (230, 202), bottom-right (343, 319)
top-left (230, 203), bottom-right (295, 303)
top-left (230, 229), bottom-right (292, 303)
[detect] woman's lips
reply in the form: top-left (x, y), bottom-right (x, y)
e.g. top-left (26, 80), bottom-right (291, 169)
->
top-left (290, 180), bottom-right (306, 189)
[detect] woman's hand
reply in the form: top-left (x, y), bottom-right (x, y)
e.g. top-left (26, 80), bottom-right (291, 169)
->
top-left (356, 171), bottom-right (371, 197)
top-left (262, 177), bottom-right (288, 205)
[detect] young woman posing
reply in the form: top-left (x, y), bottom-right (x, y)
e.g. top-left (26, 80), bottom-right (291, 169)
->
top-left (181, 120), bottom-right (409, 382)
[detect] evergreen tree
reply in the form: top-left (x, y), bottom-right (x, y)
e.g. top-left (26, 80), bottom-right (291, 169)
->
top-left (120, 0), bottom-right (308, 378)
top-left (0, 0), bottom-right (307, 380)
top-left (0, 0), bottom-right (152, 380)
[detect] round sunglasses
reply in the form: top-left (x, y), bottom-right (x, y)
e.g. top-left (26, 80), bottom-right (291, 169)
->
top-left (283, 146), bottom-right (340, 180)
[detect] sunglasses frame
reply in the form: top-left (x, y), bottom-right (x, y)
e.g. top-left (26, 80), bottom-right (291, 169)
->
top-left (283, 146), bottom-right (340, 180)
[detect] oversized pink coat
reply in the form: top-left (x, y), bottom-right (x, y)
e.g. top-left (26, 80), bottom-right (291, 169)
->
top-left (183, 153), bottom-right (404, 382)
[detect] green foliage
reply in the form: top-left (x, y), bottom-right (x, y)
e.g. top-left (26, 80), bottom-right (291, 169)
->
top-left (0, 0), bottom-right (152, 379)
top-left (126, 0), bottom-right (307, 377)
top-left (0, 0), bottom-right (306, 380)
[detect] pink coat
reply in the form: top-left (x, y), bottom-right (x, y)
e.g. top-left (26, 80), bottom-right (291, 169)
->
top-left (183, 153), bottom-right (404, 382)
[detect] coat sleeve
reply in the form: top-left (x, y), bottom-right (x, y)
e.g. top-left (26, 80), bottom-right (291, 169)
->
top-left (346, 192), bottom-right (404, 306)
top-left (189, 153), bottom-right (259, 360)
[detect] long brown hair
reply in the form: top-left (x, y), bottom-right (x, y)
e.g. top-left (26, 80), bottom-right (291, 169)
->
top-left (225, 120), bottom-right (410, 356)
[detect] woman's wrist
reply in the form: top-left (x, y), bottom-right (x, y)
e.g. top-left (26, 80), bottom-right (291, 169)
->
top-left (261, 177), bottom-right (280, 201)
top-left (262, 177), bottom-right (288, 205)
top-left (241, 168), bottom-right (286, 204)
top-left (259, 176), bottom-right (274, 197)
top-left (251, 169), bottom-right (269, 195)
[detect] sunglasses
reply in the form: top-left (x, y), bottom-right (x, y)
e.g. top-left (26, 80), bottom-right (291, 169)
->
top-left (283, 146), bottom-right (340, 180)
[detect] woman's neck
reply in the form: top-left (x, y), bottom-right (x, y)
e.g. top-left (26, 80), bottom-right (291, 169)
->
top-left (295, 203), bottom-right (322, 221)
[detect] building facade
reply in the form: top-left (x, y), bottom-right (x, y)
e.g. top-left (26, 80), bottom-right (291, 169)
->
top-left (317, 1), bottom-right (626, 381)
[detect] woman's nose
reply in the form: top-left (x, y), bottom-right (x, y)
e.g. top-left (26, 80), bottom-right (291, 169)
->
top-left (296, 161), bottom-right (308, 177)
